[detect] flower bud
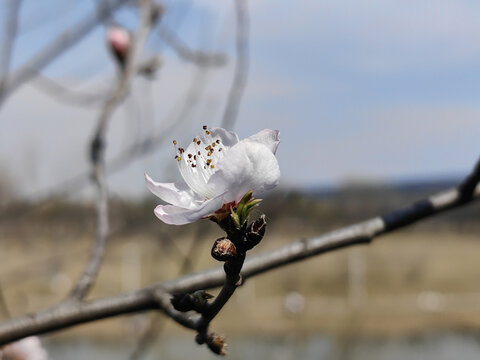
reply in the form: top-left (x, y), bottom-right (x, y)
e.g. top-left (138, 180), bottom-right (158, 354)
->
top-left (211, 237), bottom-right (237, 261)
top-left (244, 214), bottom-right (266, 250)
top-left (207, 333), bottom-right (227, 355)
top-left (106, 25), bottom-right (131, 69)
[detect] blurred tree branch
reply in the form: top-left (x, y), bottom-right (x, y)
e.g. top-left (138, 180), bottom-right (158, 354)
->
top-left (0, 0), bottom-right (23, 97)
top-left (0, 0), bottom-right (130, 107)
top-left (221, 0), bottom-right (249, 130)
top-left (69, 0), bottom-right (156, 301)
top-left (0, 155), bottom-right (477, 347)
top-left (158, 25), bottom-right (227, 67)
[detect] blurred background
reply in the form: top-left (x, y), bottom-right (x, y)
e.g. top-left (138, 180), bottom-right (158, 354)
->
top-left (0, 0), bottom-right (479, 359)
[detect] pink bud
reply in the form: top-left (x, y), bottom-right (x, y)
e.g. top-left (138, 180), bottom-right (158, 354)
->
top-left (106, 26), bottom-right (131, 67)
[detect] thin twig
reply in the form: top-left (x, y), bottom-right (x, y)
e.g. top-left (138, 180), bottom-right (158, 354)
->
top-left (159, 26), bottom-right (227, 67)
top-left (0, 0), bottom-right (129, 106)
top-left (0, 156), bottom-right (477, 343)
top-left (30, 75), bottom-right (112, 107)
top-left (8, 64), bottom-right (208, 210)
top-left (129, 225), bottom-right (207, 360)
top-left (221, 0), bottom-right (249, 130)
top-left (69, 0), bottom-right (154, 300)
top-left (0, 0), bottom-right (22, 96)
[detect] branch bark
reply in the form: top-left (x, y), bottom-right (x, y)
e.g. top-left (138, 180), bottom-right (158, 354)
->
top-left (0, 156), bottom-right (478, 344)
top-left (159, 26), bottom-right (227, 67)
top-left (221, 0), bottom-right (249, 130)
top-left (0, 0), bottom-right (129, 106)
top-left (69, 0), bottom-right (154, 301)
top-left (0, 0), bottom-right (22, 97)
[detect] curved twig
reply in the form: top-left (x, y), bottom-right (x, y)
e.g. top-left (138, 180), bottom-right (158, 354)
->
top-left (220, 0), bottom-right (249, 130)
top-left (69, 0), bottom-right (155, 300)
top-left (0, 0), bottom-right (130, 106)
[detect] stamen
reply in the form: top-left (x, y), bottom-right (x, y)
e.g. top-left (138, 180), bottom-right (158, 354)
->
top-left (172, 125), bottom-right (231, 200)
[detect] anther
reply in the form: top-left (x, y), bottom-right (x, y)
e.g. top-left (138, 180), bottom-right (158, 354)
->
top-left (206, 130), bottom-right (210, 135)
top-left (197, 141), bottom-right (201, 145)
top-left (173, 140), bottom-right (177, 145)
top-left (188, 154), bottom-right (192, 158)
top-left (212, 142), bottom-right (216, 147)
top-left (216, 140), bottom-right (220, 144)
top-left (210, 165), bottom-right (215, 169)
top-left (203, 125), bottom-right (207, 130)
top-left (177, 157), bottom-right (182, 162)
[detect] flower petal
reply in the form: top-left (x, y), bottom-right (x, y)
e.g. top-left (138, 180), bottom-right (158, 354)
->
top-left (154, 195), bottom-right (224, 225)
top-left (245, 129), bottom-right (280, 154)
top-left (206, 127), bottom-right (239, 148)
top-left (145, 173), bottom-right (198, 208)
top-left (208, 141), bottom-right (280, 203)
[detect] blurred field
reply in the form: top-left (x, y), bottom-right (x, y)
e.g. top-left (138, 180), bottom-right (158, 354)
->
top-left (0, 183), bottom-right (479, 342)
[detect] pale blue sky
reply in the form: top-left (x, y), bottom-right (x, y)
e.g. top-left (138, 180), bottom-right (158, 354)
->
top-left (0, 0), bottom-right (479, 199)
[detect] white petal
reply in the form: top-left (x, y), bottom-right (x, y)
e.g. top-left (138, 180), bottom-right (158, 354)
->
top-left (145, 173), bottom-right (198, 208)
top-left (208, 141), bottom-right (280, 203)
top-left (244, 129), bottom-right (280, 154)
top-left (154, 195), bottom-right (224, 225)
top-left (207, 127), bottom-right (239, 147)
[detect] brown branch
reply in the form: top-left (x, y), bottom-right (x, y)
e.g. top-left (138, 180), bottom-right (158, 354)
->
top-left (0, 0), bottom-right (130, 106)
top-left (129, 226), bottom-right (207, 360)
top-left (69, 0), bottom-right (155, 300)
top-left (0, 156), bottom-right (478, 344)
top-left (220, 0), bottom-right (249, 130)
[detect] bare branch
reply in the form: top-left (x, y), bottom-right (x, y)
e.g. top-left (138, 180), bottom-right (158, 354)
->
top-left (69, 0), bottom-right (155, 301)
top-left (9, 65), bottom-right (208, 211)
top-left (30, 75), bottom-right (112, 107)
top-left (221, 0), bottom-right (249, 130)
top-left (0, 0), bottom-right (23, 96)
top-left (159, 25), bottom-right (227, 67)
top-left (0, 0), bottom-right (130, 106)
top-left (129, 226), bottom-right (208, 360)
top-left (0, 156), bottom-right (478, 344)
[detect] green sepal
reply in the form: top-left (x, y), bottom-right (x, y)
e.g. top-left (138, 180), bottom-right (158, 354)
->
top-left (230, 208), bottom-right (241, 229)
top-left (230, 190), bottom-right (263, 228)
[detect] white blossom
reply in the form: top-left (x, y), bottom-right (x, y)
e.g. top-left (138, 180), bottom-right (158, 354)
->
top-left (146, 127), bottom-right (280, 225)
top-left (1, 337), bottom-right (48, 360)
